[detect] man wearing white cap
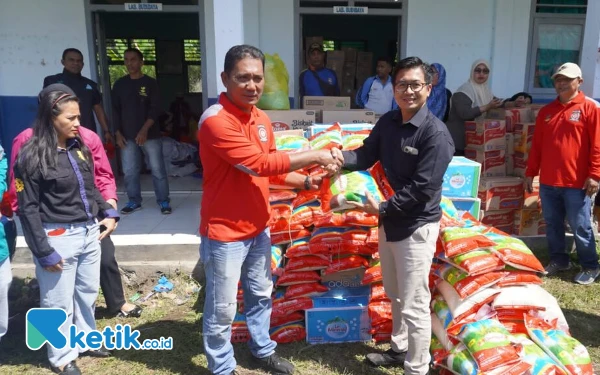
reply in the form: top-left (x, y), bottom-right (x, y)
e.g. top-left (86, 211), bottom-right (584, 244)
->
top-left (525, 62), bottom-right (600, 285)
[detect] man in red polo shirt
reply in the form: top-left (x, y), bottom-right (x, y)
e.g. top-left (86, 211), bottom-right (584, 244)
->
top-left (525, 62), bottom-right (600, 285)
top-left (198, 45), bottom-right (341, 375)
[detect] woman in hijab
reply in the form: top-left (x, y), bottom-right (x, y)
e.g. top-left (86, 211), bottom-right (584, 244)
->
top-left (427, 63), bottom-right (448, 121)
top-left (446, 59), bottom-right (504, 155)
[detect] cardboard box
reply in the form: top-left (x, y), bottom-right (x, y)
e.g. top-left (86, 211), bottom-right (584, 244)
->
top-left (486, 108), bottom-right (506, 120)
top-left (478, 176), bottom-right (524, 211)
top-left (506, 155), bottom-right (514, 176)
top-left (513, 152), bottom-right (528, 178)
top-left (505, 133), bottom-right (514, 157)
top-left (449, 197), bottom-right (482, 220)
top-left (320, 267), bottom-right (366, 289)
top-left (505, 107), bottom-right (534, 133)
top-left (442, 156), bottom-right (482, 198)
top-left (465, 120), bottom-right (506, 151)
top-left (514, 208), bottom-right (546, 236)
top-left (303, 96), bottom-right (351, 111)
top-left (514, 123), bottom-right (535, 154)
top-left (464, 148), bottom-right (506, 177)
top-left (480, 209), bottom-right (515, 234)
top-left (305, 306), bottom-right (371, 344)
top-left (341, 47), bottom-right (358, 63)
top-left (523, 176), bottom-right (541, 209)
top-left (265, 110), bottom-right (317, 131)
top-left (343, 62), bottom-right (357, 80)
top-left (311, 286), bottom-right (370, 308)
top-left (308, 124), bottom-right (373, 137)
top-left (357, 51), bottom-right (373, 65)
top-left (321, 110), bottom-right (376, 124)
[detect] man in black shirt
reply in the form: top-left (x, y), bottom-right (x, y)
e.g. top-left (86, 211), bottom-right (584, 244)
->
top-left (112, 48), bottom-right (171, 215)
top-left (43, 48), bottom-right (113, 144)
top-left (335, 57), bottom-right (454, 375)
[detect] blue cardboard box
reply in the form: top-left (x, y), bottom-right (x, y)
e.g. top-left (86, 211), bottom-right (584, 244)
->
top-left (305, 306), bottom-right (371, 344)
top-left (442, 157), bottom-right (481, 198)
top-left (449, 197), bottom-right (482, 220)
top-left (311, 285), bottom-right (370, 308)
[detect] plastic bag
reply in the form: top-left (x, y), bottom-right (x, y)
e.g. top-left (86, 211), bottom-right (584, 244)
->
top-left (284, 282), bottom-right (329, 299)
top-left (271, 297), bottom-right (314, 318)
top-left (511, 333), bottom-right (568, 375)
top-left (435, 262), bottom-right (507, 299)
top-left (342, 130), bottom-right (370, 151)
top-left (275, 270), bottom-right (321, 287)
top-left (496, 270), bottom-right (543, 287)
top-left (308, 123), bottom-right (343, 150)
top-left (368, 300), bottom-right (392, 327)
top-left (525, 314), bottom-right (593, 375)
top-left (271, 245), bottom-right (283, 271)
top-left (323, 255), bottom-right (369, 275)
top-left (370, 283), bottom-right (388, 302)
top-left (438, 249), bottom-right (504, 276)
top-left (284, 255), bottom-right (330, 272)
top-left (308, 227), bottom-right (370, 255)
top-left (270, 323), bottom-right (306, 343)
top-left (457, 319), bottom-right (521, 372)
top-left (270, 311), bottom-right (305, 328)
top-left (489, 236), bottom-right (545, 273)
top-left (440, 342), bottom-right (479, 375)
top-left (436, 280), bottom-right (500, 324)
top-left (362, 261), bottom-right (382, 285)
top-left (271, 228), bottom-right (312, 246)
top-left (256, 53), bottom-right (290, 110)
top-left (275, 134), bottom-right (309, 152)
top-left (441, 226), bottom-right (497, 258)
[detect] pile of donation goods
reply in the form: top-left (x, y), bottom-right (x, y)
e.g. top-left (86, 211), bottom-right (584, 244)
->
top-left (231, 123), bottom-right (593, 375)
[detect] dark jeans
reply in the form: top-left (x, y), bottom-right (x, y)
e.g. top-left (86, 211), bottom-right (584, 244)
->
top-left (100, 236), bottom-right (126, 313)
top-left (539, 184), bottom-right (600, 270)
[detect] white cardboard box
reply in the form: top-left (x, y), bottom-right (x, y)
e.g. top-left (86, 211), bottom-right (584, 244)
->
top-left (321, 110), bottom-right (376, 124)
top-left (464, 148), bottom-right (506, 177)
top-left (303, 96), bottom-right (351, 111)
top-left (264, 110), bottom-right (317, 131)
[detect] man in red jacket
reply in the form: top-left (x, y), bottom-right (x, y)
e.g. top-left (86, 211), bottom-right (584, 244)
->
top-left (8, 84), bottom-right (142, 320)
top-left (525, 62), bottom-right (600, 285)
top-left (198, 45), bottom-right (341, 375)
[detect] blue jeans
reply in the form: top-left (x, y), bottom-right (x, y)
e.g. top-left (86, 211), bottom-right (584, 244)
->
top-left (0, 256), bottom-right (11, 342)
top-left (121, 138), bottom-right (169, 204)
top-left (34, 221), bottom-right (101, 368)
top-left (200, 229), bottom-right (276, 375)
top-left (539, 184), bottom-right (599, 270)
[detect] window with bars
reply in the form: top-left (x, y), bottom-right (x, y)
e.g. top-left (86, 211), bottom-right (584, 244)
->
top-left (184, 39), bottom-right (202, 93)
top-left (526, 0), bottom-right (587, 95)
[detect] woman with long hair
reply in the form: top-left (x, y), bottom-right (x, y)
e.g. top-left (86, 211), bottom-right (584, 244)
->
top-left (14, 86), bottom-right (118, 375)
top-left (445, 59), bottom-right (504, 155)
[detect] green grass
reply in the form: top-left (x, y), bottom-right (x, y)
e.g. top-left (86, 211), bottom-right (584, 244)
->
top-left (1, 251), bottom-right (599, 375)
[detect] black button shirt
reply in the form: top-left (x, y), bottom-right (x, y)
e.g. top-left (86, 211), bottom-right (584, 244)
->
top-left (342, 104), bottom-right (455, 241)
top-left (43, 70), bottom-right (102, 132)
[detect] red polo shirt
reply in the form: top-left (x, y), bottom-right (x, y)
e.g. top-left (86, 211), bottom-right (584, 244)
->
top-left (198, 93), bottom-right (291, 241)
top-left (526, 91), bottom-right (600, 188)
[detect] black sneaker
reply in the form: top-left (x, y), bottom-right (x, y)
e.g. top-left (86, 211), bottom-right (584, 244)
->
top-left (251, 352), bottom-right (295, 374)
top-left (159, 201), bottom-right (172, 215)
top-left (51, 361), bottom-right (81, 375)
top-left (366, 348), bottom-right (407, 367)
top-left (120, 201), bottom-right (142, 214)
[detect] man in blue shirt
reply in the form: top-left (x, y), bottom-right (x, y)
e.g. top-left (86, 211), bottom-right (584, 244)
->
top-left (356, 57), bottom-right (397, 115)
top-left (299, 42), bottom-right (340, 105)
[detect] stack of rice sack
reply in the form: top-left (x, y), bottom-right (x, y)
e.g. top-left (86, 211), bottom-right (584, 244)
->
top-left (232, 123), bottom-right (382, 344)
top-left (430, 198), bottom-right (593, 375)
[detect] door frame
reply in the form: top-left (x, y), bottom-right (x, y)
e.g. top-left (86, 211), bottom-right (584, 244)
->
top-left (83, 0), bottom-right (206, 117)
top-left (293, 0), bottom-right (406, 108)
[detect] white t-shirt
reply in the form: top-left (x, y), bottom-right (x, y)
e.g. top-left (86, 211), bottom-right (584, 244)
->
top-left (365, 78), bottom-right (394, 115)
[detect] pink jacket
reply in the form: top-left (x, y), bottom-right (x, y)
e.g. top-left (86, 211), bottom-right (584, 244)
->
top-left (7, 126), bottom-right (117, 215)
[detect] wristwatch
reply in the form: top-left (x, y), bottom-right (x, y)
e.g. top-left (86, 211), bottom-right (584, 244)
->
top-left (304, 175), bottom-right (312, 191)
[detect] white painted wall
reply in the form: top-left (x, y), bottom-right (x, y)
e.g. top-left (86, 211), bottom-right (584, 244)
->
top-left (243, 0), bottom-right (296, 99)
top-left (0, 0), bottom-right (90, 97)
top-left (581, 0), bottom-right (600, 98)
top-left (405, 0), bottom-right (530, 99)
top-left (203, 0), bottom-right (245, 101)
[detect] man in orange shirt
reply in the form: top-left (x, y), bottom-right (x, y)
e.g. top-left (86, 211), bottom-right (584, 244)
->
top-left (198, 45), bottom-right (341, 375)
top-left (525, 62), bottom-right (600, 285)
